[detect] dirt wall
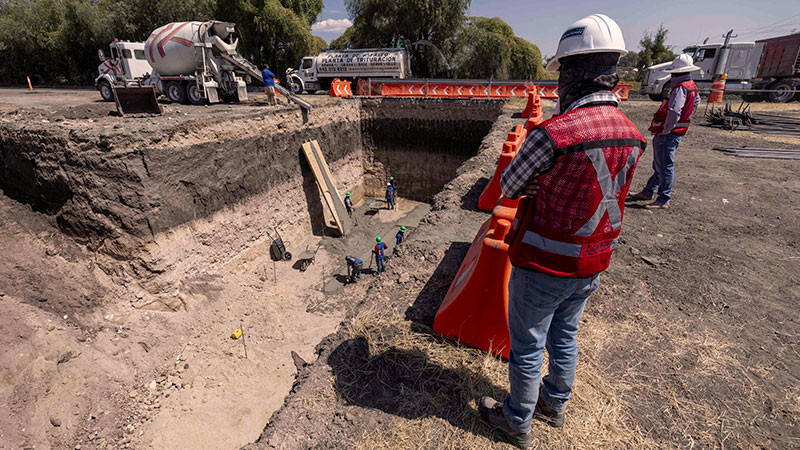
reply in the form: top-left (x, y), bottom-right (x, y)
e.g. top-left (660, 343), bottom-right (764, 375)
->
top-left (0, 103), bottom-right (363, 259)
top-left (360, 98), bottom-right (503, 201)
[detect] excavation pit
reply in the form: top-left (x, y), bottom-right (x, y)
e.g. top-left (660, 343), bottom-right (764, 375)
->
top-left (0, 97), bottom-right (503, 257)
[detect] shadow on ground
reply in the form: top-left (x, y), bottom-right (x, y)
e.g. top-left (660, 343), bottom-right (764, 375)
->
top-left (404, 241), bottom-right (471, 325)
top-left (327, 336), bottom-right (506, 437)
top-left (460, 177), bottom-right (490, 212)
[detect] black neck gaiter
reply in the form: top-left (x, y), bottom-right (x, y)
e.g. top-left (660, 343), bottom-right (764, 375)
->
top-left (557, 52), bottom-right (621, 114)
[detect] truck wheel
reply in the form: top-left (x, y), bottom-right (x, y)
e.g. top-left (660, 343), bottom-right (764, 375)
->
top-left (98, 81), bottom-right (114, 102)
top-left (290, 78), bottom-right (304, 95)
top-left (766, 80), bottom-right (796, 103)
top-left (659, 83), bottom-right (671, 101)
top-left (648, 94), bottom-right (663, 102)
top-left (186, 84), bottom-right (206, 105)
top-left (166, 81), bottom-right (187, 104)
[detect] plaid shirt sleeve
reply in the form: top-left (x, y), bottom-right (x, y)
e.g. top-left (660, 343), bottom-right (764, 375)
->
top-left (500, 127), bottom-right (555, 200)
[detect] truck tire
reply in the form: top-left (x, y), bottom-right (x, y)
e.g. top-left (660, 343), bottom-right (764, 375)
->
top-left (648, 94), bottom-right (664, 102)
top-left (766, 80), bottom-right (796, 103)
top-left (289, 78), bottom-right (304, 95)
top-left (98, 80), bottom-right (114, 102)
top-left (186, 84), bottom-right (206, 105)
top-left (659, 83), bottom-right (671, 101)
top-left (166, 81), bottom-right (187, 104)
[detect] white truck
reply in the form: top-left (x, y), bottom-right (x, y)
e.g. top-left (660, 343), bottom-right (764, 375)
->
top-left (287, 48), bottom-right (411, 94)
top-left (96, 21), bottom-right (271, 105)
top-left (641, 32), bottom-right (800, 103)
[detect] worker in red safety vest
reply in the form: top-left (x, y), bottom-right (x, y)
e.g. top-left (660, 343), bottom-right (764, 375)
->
top-left (477, 15), bottom-right (645, 449)
top-left (630, 54), bottom-right (701, 209)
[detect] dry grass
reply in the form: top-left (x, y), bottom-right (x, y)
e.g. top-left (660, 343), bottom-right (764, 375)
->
top-left (339, 305), bottom-right (660, 449)
top-left (323, 274), bottom-right (796, 449)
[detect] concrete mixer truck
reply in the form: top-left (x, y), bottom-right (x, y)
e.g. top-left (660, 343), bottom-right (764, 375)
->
top-left (95, 21), bottom-right (311, 111)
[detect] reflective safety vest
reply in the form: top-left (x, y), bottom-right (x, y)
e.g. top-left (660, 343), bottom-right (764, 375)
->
top-left (346, 256), bottom-right (362, 266)
top-left (506, 105), bottom-right (646, 278)
top-left (374, 242), bottom-right (386, 259)
top-left (648, 79), bottom-right (698, 136)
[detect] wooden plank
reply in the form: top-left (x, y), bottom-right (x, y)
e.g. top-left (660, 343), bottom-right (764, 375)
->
top-left (301, 140), bottom-right (351, 235)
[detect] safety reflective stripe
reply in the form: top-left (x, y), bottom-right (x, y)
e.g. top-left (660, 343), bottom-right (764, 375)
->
top-left (522, 231), bottom-right (583, 257)
top-left (575, 147), bottom-right (639, 236)
top-left (675, 122), bottom-right (690, 127)
top-left (522, 232), bottom-right (619, 257)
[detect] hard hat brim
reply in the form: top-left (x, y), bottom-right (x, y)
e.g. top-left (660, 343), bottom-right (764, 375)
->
top-left (546, 48), bottom-right (627, 73)
top-left (663, 64), bottom-right (701, 73)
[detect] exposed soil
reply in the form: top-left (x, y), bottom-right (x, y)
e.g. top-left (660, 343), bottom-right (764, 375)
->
top-left (0, 91), bottom-right (502, 449)
top-left (247, 99), bottom-right (800, 449)
top-left (1, 88), bottom-right (798, 450)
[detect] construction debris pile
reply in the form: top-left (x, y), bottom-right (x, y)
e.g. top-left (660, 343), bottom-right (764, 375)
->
top-left (705, 102), bottom-right (800, 137)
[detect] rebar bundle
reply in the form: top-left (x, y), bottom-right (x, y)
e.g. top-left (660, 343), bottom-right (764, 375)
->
top-left (705, 102), bottom-right (800, 137)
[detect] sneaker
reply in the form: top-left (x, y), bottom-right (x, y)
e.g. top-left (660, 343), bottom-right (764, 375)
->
top-left (533, 395), bottom-right (565, 428)
top-left (628, 191), bottom-right (653, 201)
top-left (478, 396), bottom-right (532, 449)
top-left (643, 201), bottom-right (670, 210)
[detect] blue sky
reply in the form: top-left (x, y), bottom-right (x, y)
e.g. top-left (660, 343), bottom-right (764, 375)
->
top-left (311, 1), bottom-right (800, 58)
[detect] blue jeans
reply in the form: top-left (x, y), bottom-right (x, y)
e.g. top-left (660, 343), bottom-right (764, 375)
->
top-left (387, 198), bottom-right (395, 209)
top-left (643, 133), bottom-right (682, 204)
top-left (376, 258), bottom-right (385, 273)
top-left (502, 266), bottom-right (600, 433)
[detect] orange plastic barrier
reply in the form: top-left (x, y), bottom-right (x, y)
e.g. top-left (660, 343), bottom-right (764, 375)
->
top-left (478, 142), bottom-right (516, 211)
top-left (433, 206), bottom-right (517, 359)
top-left (376, 82), bottom-right (537, 99)
top-left (477, 124), bottom-right (527, 211)
top-left (613, 83), bottom-right (631, 101)
top-left (536, 85), bottom-right (559, 99)
top-left (521, 90), bottom-right (544, 126)
top-left (708, 75), bottom-right (726, 103)
top-left (330, 78), bottom-right (353, 97)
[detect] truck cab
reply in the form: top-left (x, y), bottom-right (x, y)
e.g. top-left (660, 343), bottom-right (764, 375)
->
top-left (640, 42), bottom-right (762, 101)
top-left (95, 40), bottom-right (150, 101)
top-left (288, 57), bottom-right (321, 94)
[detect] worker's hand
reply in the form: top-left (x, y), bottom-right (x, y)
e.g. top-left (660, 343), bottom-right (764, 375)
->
top-left (657, 129), bottom-right (671, 136)
top-left (523, 178), bottom-right (541, 196)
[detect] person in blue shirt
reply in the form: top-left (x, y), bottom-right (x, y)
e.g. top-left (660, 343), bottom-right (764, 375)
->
top-left (385, 183), bottom-right (395, 210)
top-left (374, 236), bottom-right (387, 274)
top-left (262, 65), bottom-right (276, 105)
top-left (396, 226), bottom-right (406, 246)
top-left (344, 192), bottom-right (354, 217)
top-left (390, 176), bottom-right (398, 197)
top-left (344, 254), bottom-right (362, 283)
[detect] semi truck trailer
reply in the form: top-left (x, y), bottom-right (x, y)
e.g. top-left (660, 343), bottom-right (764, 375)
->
top-left (641, 32), bottom-right (800, 103)
top-left (286, 48), bottom-right (411, 94)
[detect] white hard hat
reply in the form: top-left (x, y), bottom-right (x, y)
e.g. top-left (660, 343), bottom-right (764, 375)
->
top-left (663, 54), bottom-right (700, 73)
top-left (546, 14), bottom-right (627, 72)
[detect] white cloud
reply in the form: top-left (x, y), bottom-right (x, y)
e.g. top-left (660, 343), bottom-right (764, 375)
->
top-left (311, 18), bottom-right (353, 34)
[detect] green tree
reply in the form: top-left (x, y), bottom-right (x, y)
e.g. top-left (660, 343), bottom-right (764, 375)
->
top-left (452, 17), bottom-right (542, 79)
top-left (343, 0), bottom-right (471, 77)
top-left (636, 25), bottom-right (675, 79)
top-left (217, 0), bottom-right (320, 74)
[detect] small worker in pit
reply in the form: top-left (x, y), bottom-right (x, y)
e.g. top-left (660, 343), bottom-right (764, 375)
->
top-left (344, 192), bottom-right (354, 217)
top-left (393, 226), bottom-right (406, 255)
top-left (261, 65), bottom-right (276, 106)
top-left (389, 176), bottom-right (398, 196)
top-left (344, 254), bottom-right (363, 283)
top-left (385, 183), bottom-right (395, 210)
top-left (374, 236), bottom-right (387, 274)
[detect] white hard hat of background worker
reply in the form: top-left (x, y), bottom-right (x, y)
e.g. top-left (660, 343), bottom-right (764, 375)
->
top-left (546, 14), bottom-right (627, 72)
top-left (663, 54), bottom-right (700, 73)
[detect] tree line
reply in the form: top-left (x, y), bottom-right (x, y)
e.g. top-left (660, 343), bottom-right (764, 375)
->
top-left (0, 0), bottom-right (326, 85)
top-left (0, 0), bottom-right (675, 86)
